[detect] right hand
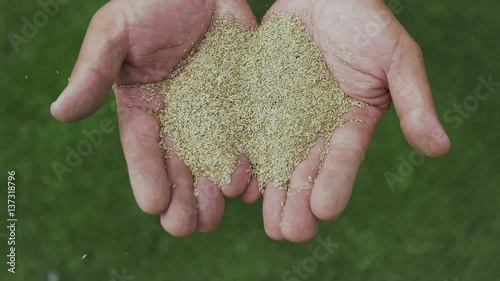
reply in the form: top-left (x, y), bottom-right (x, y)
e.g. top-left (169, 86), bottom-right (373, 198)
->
top-left (50, 0), bottom-right (258, 236)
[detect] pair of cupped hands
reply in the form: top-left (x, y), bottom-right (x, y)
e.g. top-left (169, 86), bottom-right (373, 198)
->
top-left (51, 0), bottom-right (450, 242)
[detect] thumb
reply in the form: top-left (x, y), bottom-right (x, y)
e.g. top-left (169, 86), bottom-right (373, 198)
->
top-left (387, 30), bottom-right (451, 157)
top-left (51, 2), bottom-right (128, 122)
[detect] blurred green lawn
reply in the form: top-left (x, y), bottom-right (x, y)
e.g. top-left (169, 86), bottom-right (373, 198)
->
top-left (1, 0), bottom-right (499, 280)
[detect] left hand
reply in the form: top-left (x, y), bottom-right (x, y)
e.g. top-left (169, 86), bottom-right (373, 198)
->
top-left (252, 0), bottom-right (451, 242)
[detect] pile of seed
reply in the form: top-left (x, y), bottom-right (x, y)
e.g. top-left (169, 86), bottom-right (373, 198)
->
top-left (157, 13), bottom-right (363, 191)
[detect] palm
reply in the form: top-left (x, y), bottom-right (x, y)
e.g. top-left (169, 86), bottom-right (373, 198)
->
top-left (261, 0), bottom-right (451, 242)
top-left (311, 0), bottom-right (397, 107)
top-left (116, 0), bottom-right (213, 84)
top-left (272, 0), bottom-right (404, 106)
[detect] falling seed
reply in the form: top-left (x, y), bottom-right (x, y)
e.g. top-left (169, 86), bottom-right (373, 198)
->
top-left (25, 75), bottom-right (28, 79)
top-left (81, 254), bottom-right (87, 259)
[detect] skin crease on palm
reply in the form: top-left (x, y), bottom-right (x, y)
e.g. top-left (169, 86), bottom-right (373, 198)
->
top-left (50, 0), bottom-right (451, 242)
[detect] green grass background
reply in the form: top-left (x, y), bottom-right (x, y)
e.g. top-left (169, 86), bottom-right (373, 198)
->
top-left (1, 0), bottom-right (499, 280)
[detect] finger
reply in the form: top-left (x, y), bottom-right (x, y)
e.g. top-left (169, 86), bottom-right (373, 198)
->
top-left (262, 182), bottom-right (287, 240)
top-left (281, 138), bottom-right (324, 242)
top-left (116, 90), bottom-right (171, 215)
top-left (51, 1), bottom-right (128, 122)
top-left (311, 107), bottom-right (382, 220)
top-left (215, 0), bottom-right (258, 28)
top-left (240, 178), bottom-right (262, 203)
top-left (387, 31), bottom-right (451, 157)
top-left (160, 137), bottom-right (197, 237)
top-left (221, 154), bottom-right (251, 198)
top-left (196, 177), bottom-right (225, 232)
